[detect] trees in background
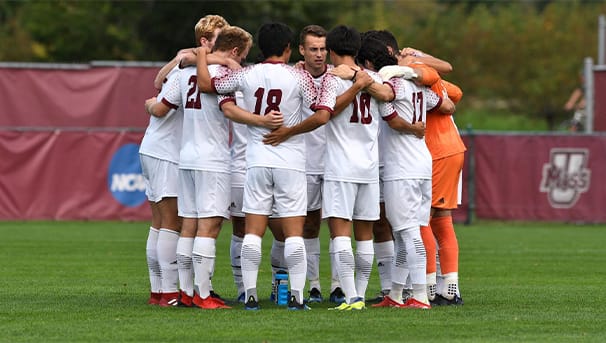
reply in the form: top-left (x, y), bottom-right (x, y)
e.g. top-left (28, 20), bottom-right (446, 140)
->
top-left (1, 0), bottom-right (603, 129)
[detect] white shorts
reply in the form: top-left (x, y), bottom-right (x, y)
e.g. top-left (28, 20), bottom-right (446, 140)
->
top-left (140, 154), bottom-right (179, 202)
top-left (322, 180), bottom-right (380, 221)
top-left (384, 179), bottom-right (432, 231)
top-left (379, 165), bottom-right (385, 203)
top-left (230, 185), bottom-right (245, 218)
top-left (242, 167), bottom-right (307, 217)
top-left (178, 169), bottom-right (231, 219)
top-left (307, 174), bottom-right (323, 211)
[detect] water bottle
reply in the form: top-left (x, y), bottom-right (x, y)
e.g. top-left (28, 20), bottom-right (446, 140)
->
top-left (274, 270), bottom-right (289, 306)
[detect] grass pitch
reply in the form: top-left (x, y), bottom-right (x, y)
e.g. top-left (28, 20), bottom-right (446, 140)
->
top-left (1, 220), bottom-right (604, 342)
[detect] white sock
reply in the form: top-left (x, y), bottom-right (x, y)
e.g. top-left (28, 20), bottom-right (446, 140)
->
top-left (146, 227), bottom-right (162, 293)
top-left (241, 234), bottom-right (262, 301)
top-left (230, 235), bottom-right (244, 295)
top-left (374, 240), bottom-right (394, 293)
top-left (271, 239), bottom-right (286, 275)
top-left (176, 237), bottom-right (194, 297)
top-left (285, 236), bottom-right (307, 304)
top-left (394, 228), bottom-right (427, 302)
top-left (304, 237), bottom-right (321, 291)
top-left (388, 282), bottom-right (405, 304)
top-left (391, 230), bottom-right (411, 290)
top-left (157, 229), bottom-right (179, 293)
top-left (333, 236), bottom-right (357, 303)
top-left (426, 272), bottom-right (437, 301)
top-left (412, 283), bottom-right (429, 304)
top-left (354, 240), bottom-right (374, 301)
top-left (439, 272), bottom-right (459, 300)
top-left (329, 238), bottom-right (340, 292)
top-left (192, 237), bottom-right (215, 299)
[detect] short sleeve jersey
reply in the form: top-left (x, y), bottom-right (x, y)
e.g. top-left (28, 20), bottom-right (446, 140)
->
top-left (302, 64), bottom-right (331, 175)
top-left (227, 91), bottom-right (248, 185)
top-left (139, 65), bottom-right (183, 164)
top-left (425, 80), bottom-right (466, 160)
top-left (161, 65), bottom-right (231, 172)
top-left (380, 77), bottom-right (441, 180)
top-left (211, 61), bottom-right (317, 172)
top-left (315, 68), bottom-right (388, 183)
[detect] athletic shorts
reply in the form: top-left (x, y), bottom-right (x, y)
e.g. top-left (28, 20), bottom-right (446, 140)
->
top-left (178, 169), bottom-right (230, 219)
top-left (432, 152), bottom-right (464, 209)
top-left (322, 180), bottom-right (380, 221)
top-left (379, 165), bottom-right (385, 203)
top-left (384, 179), bottom-right (432, 231)
top-left (242, 167), bottom-right (307, 217)
top-left (307, 174), bottom-right (323, 212)
top-left (140, 154), bottom-right (179, 202)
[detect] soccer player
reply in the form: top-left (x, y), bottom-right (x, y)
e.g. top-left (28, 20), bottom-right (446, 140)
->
top-left (140, 61), bottom-right (183, 307)
top-left (196, 22), bottom-right (318, 311)
top-left (264, 25), bottom-right (395, 311)
top-left (356, 37), bottom-right (441, 309)
top-left (146, 26), bottom-right (282, 309)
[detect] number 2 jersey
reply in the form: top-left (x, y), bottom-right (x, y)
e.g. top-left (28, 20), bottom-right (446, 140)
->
top-left (210, 61), bottom-right (317, 172)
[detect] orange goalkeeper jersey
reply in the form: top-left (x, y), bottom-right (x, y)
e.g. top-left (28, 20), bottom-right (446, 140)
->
top-left (425, 80), bottom-right (466, 160)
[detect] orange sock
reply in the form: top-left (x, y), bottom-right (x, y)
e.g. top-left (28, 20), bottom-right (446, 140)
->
top-left (420, 225), bottom-right (436, 274)
top-left (430, 216), bottom-right (459, 274)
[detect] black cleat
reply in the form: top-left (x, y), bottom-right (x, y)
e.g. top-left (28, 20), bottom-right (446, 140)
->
top-left (244, 295), bottom-right (260, 310)
top-left (329, 287), bottom-right (346, 304)
top-left (307, 288), bottom-right (323, 303)
top-left (430, 294), bottom-right (464, 306)
top-left (287, 295), bottom-right (310, 310)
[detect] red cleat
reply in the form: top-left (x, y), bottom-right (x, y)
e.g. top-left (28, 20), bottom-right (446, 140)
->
top-left (148, 292), bottom-right (162, 305)
top-left (371, 295), bottom-right (405, 308)
top-left (402, 298), bottom-right (431, 309)
top-left (178, 291), bottom-right (194, 307)
top-left (158, 292), bottom-right (180, 307)
top-left (193, 293), bottom-right (232, 309)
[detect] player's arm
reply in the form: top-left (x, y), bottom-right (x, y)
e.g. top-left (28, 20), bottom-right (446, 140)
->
top-left (262, 108), bottom-right (331, 146)
top-left (179, 50), bottom-right (242, 71)
top-left (220, 99), bottom-right (283, 129)
top-left (144, 97), bottom-right (173, 118)
top-left (330, 65), bottom-right (392, 102)
top-left (386, 115), bottom-right (425, 138)
top-left (333, 71), bottom-right (373, 115)
top-left (400, 47), bottom-right (453, 74)
top-left (153, 48), bottom-right (193, 90)
top-left (196, 47), bottom-right (215, 93)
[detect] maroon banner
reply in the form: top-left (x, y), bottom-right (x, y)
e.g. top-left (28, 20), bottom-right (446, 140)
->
top-left (0, 130), bottom-right (149, 221)
top-left (0, 66), bottom-right (158, 128)
top-left (594, 69), bottom-right (606, 132)
top-left (472, 133), bottom-right (606, 223)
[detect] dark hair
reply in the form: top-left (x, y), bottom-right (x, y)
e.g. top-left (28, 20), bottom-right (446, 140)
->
top-left (362, 30), bottom-right (399, 53)
top-left (358, 37), bottom-right (398, 71)
top-left (326, 25), bottom-right (361, 58)
top-left (299, 24), bottom-right (327, 46)
top-left (257, 22), bottom-right (294, 58)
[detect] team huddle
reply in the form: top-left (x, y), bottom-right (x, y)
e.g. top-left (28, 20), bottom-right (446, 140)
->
top-left (140, 14), bottom-right (465, 311)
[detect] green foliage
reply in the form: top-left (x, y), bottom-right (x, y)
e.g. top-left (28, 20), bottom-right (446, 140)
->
top-left (1, 220), bottom-right (605, 342)
top-left (1, 0), bottom-right (604, 130)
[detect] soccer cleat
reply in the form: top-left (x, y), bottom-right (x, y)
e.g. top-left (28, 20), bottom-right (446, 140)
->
top-left (148, 292), bottom-right (162, 305)
top-left (158, 292), bottom-right (180, 307)
top-left (210, 290), bottom-right (225, 302)
top-left (328, 302), bottom-right (351, 311)
top-left (328, 287), bottom-right (346, 305)
top-left (329, 297), bottom-right (366, 311)
top-left (307, 288), bottom-right (323, 303)
top-left (371, 295), bottom-right (404, 308)
top-left (402, 288), bottom-right (413, 302)
top-left (431, 294), bottom-right (464, 306)
top-left (368, 289), bottom-right (390, 304)
top-left (287, 295), bottom-right (311, 310)
top-left (244, 295), bottom-right (260, 311)
top-left (177, 291), bottom-right (194, 307)
top-left (402, 298), bottom-right (431, 309)
top-left (236, 292), bottom-right (246, 303)
top-left (192, 293), bottom-right (231, 309)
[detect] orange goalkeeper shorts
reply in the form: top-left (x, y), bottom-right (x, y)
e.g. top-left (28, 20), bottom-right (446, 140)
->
top-left (431, 152), bottom-right (464, 209)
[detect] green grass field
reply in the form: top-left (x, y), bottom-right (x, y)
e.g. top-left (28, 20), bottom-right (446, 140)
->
top-left (1, 220), bottom-right (604, 342)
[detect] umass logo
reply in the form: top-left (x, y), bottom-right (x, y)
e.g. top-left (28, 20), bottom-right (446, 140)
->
top-left (539, 148), bottom-right (591, 208)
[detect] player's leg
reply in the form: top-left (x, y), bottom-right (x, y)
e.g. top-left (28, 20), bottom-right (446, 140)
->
top-left (156, 196), bottom-right (180, 307)
top-left (430, 153), bottom-right (464, 305)
top-left (268, 218), bottom-right (286, 301)
top-left (145, 201), bottom-right (162, 304)
top-left (371, 202), bottom-right (394, 302)
top-left (304, 174), bottom-right (323, 302)
top-left (176, 169), bottom-right (197, 306)
top-left (229, 177), bottom-right (246, 302)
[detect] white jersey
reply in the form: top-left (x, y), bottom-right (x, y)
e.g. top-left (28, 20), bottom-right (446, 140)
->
top-left (380, 77), bottom-right (441, 181)
top-left (316, 68), bottom-right (388, 183)
top-left (211, 61), bottom-right (317, 172)
top-left (303, 65), bottom-right (331, 175)
top-left (139, 66), bottom-right (183, 163)
top-left (229, 92), bottom-right (248, 186)
top-left (162, 65), bottom-right (231, 172)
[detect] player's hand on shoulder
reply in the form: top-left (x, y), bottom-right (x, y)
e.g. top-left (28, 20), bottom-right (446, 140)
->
top-left (294, 61), bottom-right (305, 70)
top-left (329, 64), bottom-right (359, 80)
top-left (412, 121), bottom-right (425, 138)
top-left (224, 58), bottom-right (242, 70)
top-left (355, 70), bottom-right (374, 88)
top-left (262, 110), bottom-right (284, 129)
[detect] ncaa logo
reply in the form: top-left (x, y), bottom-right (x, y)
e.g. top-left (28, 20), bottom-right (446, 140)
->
top-left (107, 143), bottom-right (146, 207)
top-left (539, 148), bottom-right (591, 208)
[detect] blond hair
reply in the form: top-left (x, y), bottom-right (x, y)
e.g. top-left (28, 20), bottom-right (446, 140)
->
top-left (194, 15), bottom-right (229, 46)
top-left (213, 26), bottom-right (253, 54)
